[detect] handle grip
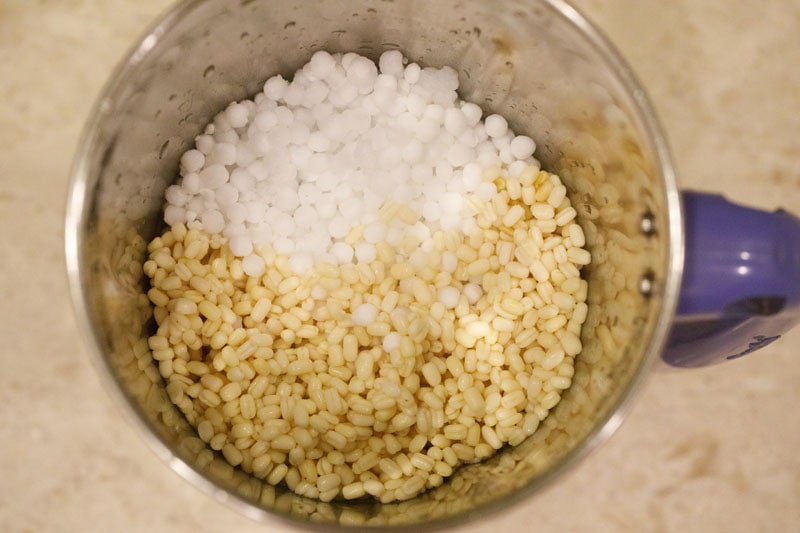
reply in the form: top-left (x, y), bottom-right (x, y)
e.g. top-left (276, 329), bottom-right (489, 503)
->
top-left (663, 191), bottom-right (800, 367)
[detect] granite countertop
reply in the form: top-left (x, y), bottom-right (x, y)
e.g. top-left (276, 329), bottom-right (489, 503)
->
top-left (1, 1), bottom-right (798, 531)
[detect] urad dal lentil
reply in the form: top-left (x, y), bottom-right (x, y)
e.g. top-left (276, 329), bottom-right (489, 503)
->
top-left (143, 51), bottom-right (590, 503)
top-left (145, 164), bottom-right (589, 503)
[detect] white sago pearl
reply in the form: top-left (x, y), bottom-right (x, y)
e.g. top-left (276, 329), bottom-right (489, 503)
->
top-left (194, 134), bottom-right (214, 154)
top-left (288, 252), bottom-right (313, 275)
top-left (355, 242), bottom-right (376, 263)
top-left (352, 303), bottom-right (378, 326)
top-left (225, 103), bottom-right (249, 128)
top-left (229, 168), bottom-right (255, 191)
top-left (210, 142), bottom-right (237, 166)
top-left (463, 283), bottom-right (483, 304)
top-left (510, 135), bottom-right (536, 159)
top-left (364, 223), bottom-right (386, 244)
top-left (309, 50), bottom-right (336, 78)
top-left (329, 217), bottom-right (350, 239)
top-left (180, 149), bottom-right (205, 173)
top-left (378, 50), bottom-right (405, 77)
top-left (201, 210), bottom-right (225, 234)
top-left (484, 114), bottom-right (508, 138)
top-left (331, 242), bottom-right (354, 264)
top-left (441, 252), bottom-right (458, 273)
top-left (229, 235), bottom-right (253, 257)
top-left (382, 332), bottom-right (402, 352)
top-left (165, 185), bottom-right (188, 207)
top-left (199, 165), bottom-right (228, 189)
top-left (241, 253), bottom-right (265, 276)
top-left (438, 286), bottom-right (460, 308)
top-left (263, 75), bottom-right (288, 100)
top-left (164, 205), bottom-right (184, 226)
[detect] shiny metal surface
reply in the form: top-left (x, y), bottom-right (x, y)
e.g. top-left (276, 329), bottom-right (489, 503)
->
top-left (65, 0), bottom-right (682, 528)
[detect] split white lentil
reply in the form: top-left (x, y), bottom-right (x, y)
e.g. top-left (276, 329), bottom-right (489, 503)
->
top-left (145, 163), bottom-right (589, 503)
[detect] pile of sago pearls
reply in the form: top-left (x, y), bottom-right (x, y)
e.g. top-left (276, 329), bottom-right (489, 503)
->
top-left (145, 50), bottom-right (591, 503)
top-left (163, 49), bottom-right (539, 275)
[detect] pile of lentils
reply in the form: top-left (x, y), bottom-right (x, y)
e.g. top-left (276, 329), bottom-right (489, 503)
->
top-left (145, 50), bottom-right (590, 503)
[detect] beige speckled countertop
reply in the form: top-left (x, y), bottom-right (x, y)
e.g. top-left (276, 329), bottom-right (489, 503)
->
top-left (1, 1), bottom-right (798, 531)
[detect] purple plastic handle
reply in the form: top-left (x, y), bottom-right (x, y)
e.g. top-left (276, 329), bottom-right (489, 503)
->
top-left (664, 191), bottom-right (800, 367)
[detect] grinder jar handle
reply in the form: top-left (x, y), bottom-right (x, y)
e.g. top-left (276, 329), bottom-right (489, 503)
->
top-left (664, 191), bottom-right (800, 367)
